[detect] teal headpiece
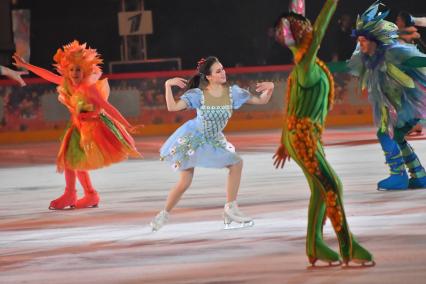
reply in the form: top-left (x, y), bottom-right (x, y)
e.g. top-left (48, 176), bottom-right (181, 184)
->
top-left (353, 1), bottom-right (399, 46)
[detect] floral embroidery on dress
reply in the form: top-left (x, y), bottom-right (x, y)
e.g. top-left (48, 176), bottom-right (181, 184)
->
top-left (160, 88), bottom-right (240, 170)
top-left (162, 132), bottom-right (232, 171)
top-left (160, 85), bottom-right (249, 170)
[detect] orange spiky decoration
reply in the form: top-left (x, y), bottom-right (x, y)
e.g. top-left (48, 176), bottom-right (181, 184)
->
top-left (53, 40), bottom-right (103, 78)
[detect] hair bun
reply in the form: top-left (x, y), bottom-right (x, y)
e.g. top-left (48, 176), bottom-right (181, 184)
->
top-left (196, 58), bottom-right (206, 71)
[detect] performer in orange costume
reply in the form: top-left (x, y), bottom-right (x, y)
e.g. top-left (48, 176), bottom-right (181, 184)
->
top-left (13, 40), bottom-right (141, 209)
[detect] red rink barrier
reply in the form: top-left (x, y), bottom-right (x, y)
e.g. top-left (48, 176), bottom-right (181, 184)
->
top-left (0, 64), bottom-right (371, 144)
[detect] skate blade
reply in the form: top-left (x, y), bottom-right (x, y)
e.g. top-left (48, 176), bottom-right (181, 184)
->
top-left (74, 204), bottom-right (99, 209)
top-left (376, 187), bottom-right (408, 191)
top-left (342, 260), bottom-right (376, 268)
top-left (223, 220), bottom-right (254, 230)
top-left (150, 227), bottom-right (159, 233)
top-left (149, 222), bottom-right (161, 232)
top-left (48, 205), bottom-right (76, 210)
top-left (84, 204), bottom-right (98, 208)
top-left (307, 259), bottom-right (342, 269)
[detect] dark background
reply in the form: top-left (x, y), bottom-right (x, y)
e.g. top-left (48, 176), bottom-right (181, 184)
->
top-left (5, 0), bottom-right (426, 72)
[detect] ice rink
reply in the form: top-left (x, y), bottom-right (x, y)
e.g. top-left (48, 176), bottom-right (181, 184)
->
top-left (1, 128), bottom-right (425, 284)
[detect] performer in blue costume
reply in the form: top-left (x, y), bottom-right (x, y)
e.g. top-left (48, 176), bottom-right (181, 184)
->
top-left (150, 56), bottom-right (274, 231)
top-left (349, 1), bottom-right (426, 191)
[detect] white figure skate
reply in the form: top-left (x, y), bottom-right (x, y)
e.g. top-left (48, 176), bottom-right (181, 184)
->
top-left (223, 201), bottom-right (254, 230)
top-left (150, 210), bottom-right (169, 232)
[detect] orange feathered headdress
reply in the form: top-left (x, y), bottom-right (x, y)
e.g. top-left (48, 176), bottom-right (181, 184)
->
top-left (53, 40), bottom-right (103, 78)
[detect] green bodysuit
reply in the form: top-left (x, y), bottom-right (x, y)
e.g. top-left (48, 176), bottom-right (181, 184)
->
top-left (280, 0), bottom-right (373, 265)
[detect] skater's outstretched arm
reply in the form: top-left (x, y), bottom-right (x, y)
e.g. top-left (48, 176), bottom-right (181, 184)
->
top-left (413, 16), bottom-right (426, 27)
top-left (0, 65), bottom-right (28, 86)
top-left (326, 61), bottom-right (350, 73)
top-left (87, 85), bottom-right (141, 133)
top-left (246, 82), bottom-right (274, 105)
top-left (402, 56), bottom-right (426, 68)
top-left (298, 0), bottom-right (338, 85)
top-left (12, 53), bottom-right (62, 85)
top-left (164, 77), bottom-right (189, 111)
top-left (305, 0), bottom-right (338, 62)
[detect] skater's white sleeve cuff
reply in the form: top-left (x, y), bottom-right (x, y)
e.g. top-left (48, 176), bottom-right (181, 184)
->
top-left (413, 17), bottom-right (426, 27)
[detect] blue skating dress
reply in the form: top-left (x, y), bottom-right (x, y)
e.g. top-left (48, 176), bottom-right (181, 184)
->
top-left (160, 85), bottom-right (250, 171)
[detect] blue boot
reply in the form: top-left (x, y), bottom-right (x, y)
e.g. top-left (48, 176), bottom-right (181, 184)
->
top-left (398, 141), bottom-right (426, 189)
top-left (377, 132), bottom-right (408, 191)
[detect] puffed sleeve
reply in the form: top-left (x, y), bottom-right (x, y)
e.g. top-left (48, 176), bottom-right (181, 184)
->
top-left (231, 85), bottom-right (251, 109)
top-left (180, 88), bottom-right (202, 109)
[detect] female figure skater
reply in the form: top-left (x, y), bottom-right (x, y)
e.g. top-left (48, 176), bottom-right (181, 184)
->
top-left (150, 56), bottom-right (274, 231)
top-left (13, 40), bottom-right (141, 209)
top-left (396, 11), bottom-right (426, 52)
top-left (273, 0), bottom-right (374, 266)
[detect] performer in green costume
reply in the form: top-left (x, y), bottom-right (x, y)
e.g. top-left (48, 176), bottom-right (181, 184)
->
top-left (273, 0), bottom-right (374, 267)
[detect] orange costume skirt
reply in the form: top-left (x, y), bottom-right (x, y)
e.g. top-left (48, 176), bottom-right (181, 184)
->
top-left (57, 111), bottom-right (141, 172)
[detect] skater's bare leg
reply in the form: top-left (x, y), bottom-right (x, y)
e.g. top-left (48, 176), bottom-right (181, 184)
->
top-left (165, 168), bottom-right (194, 212)
top-left (226, 160), bottom-right (243, 202)
top-left (151, 168), bottom-right (194, 231)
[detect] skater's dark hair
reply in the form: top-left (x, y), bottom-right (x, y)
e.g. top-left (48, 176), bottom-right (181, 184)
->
top-left (187, 56), bottom-right (219, 90)
top-left (274, 12), bottom-right (308, 28)
top-left (397, 11), bottom-right (415, 27)
top-left (274, 12), bottom-right (312, 46)
top-left (397, 11), bottom-right (426, 52)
